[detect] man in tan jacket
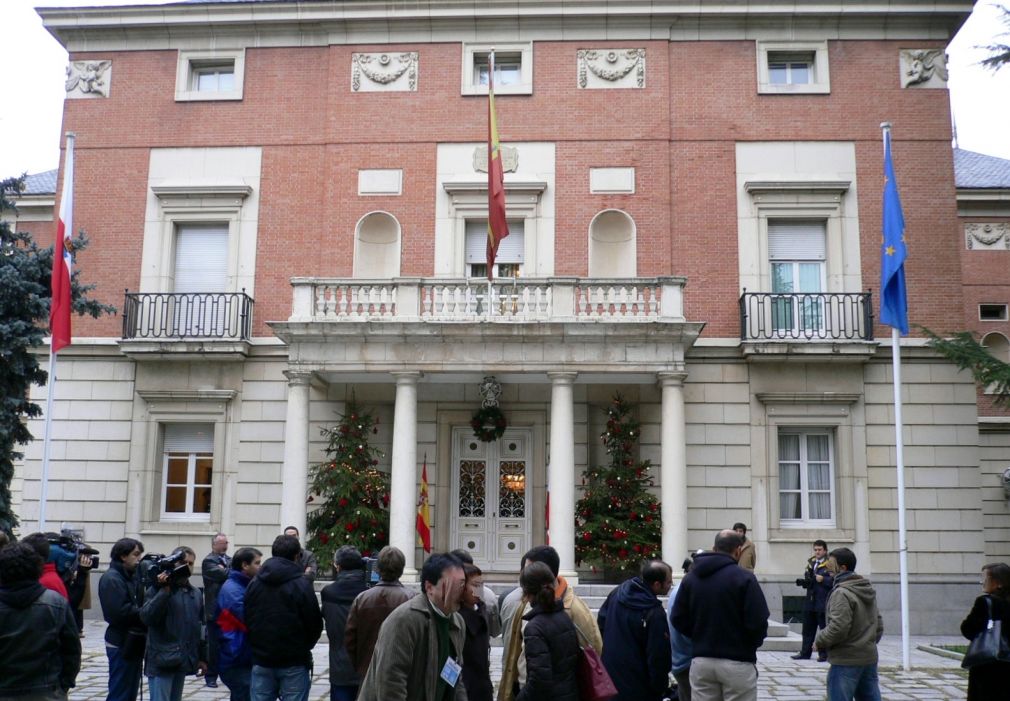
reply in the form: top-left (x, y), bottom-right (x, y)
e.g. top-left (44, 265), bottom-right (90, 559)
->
top-left (733, 523), bottom-right (756, 571)
top-left (357, 553), bottom-right (468, 701)
top-left (497, 546), bottom-right (602, 701)
top-left (344, 546), bottom-right (415, 678)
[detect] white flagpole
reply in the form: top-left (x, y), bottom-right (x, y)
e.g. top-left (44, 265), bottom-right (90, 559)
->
top-left (38, 350), bottom-right (58, 532)
top-left (882, 122), bottom-right (911, 671)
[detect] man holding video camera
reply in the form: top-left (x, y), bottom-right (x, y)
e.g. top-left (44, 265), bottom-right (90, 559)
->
top-left (100, 537), bottom-right (146, 701)
top-left (791, 539), bottom-right (833, 662)
top-left (140, 546), bottom-right (208, 701)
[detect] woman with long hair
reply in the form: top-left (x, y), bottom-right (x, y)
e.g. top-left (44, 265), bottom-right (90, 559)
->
top-left (515, 561), bottom-right (580, 701)
top-left (960, 562), bottom-right (1010, 700)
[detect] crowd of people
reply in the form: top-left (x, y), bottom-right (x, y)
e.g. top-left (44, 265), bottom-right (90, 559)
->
top-left (0, 526), bottom-right (1008, 701)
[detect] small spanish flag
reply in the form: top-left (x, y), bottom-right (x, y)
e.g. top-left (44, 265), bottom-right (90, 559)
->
top-left (416, 456), bottom-right (432, 553)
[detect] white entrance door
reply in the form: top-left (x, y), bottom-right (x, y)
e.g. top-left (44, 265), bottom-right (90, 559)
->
top-left (450, 426), bottom-right (532, 571)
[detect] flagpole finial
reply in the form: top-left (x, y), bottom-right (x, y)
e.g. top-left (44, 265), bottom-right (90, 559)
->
top-left (880, 122), bottom-right (892, 131)
top-left (65, 131), bottom-right (76, 139)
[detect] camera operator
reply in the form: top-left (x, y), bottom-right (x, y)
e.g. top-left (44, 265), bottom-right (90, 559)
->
top-left (140, 546), bottom-right (208, 701)
top-left (791, 540), bottom-right (833, 661)
top-left (100, 537), bottom-right (146, 701)
top-left (67, 551), bottom-right (95, 636)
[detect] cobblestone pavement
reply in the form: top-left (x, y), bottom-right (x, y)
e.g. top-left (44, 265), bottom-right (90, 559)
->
top-left (70, 620), bottom-right (968, 700)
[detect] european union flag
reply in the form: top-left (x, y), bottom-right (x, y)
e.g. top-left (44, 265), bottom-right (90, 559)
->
top-left (880, 130), bottom-right (908, 335)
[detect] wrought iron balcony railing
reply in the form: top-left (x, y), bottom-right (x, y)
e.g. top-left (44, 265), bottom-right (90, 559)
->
top-left (739, 291), bottom-right (874, 342)
top-left (122, 291), bottom-right (254, 340)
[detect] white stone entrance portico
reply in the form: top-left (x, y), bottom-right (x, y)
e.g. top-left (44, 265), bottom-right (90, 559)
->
top-left (270, 277), bottom-right (702, 580)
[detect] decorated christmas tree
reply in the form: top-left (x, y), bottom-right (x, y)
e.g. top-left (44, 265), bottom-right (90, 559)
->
top-left (306, 401), bottom-right (390, 572)
top-left (575, 394), bottom-right (661, 572)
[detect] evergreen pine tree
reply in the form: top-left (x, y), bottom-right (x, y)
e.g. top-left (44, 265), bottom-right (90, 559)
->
top-left (575, 394), bottom-right (661, 573)
top-left (306, 401), bottom-right (390, 572)
top-left (0, 175), bottom-right (115, 535)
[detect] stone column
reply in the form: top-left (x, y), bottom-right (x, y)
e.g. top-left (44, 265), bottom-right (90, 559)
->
top-left (280, 371), bottom-right (312, 537)
top-left (658, 371), bottom-right (689, 569)
top-left (390, 371), bottom-right (421, 581)
top-left (548, 372), bottom-right (578, 583)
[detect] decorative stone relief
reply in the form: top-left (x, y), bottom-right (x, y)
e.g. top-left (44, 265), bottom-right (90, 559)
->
top-left (352, 52), bottom-right (418, 92)
top-left (966, 223), bottom-right (1010, 250)
top-left (472, 145), bottom-right (518, 174)
top-left (65, 60), bottom-right (111, 98)
top-left (577, 49), bottom-right (645, 89)
top-left (899, 49), bottom-right (948, 88)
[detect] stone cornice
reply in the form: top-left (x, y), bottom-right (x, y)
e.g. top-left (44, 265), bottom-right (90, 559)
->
top-left (745, 180), bottom-right (851, 195)
top-left (39, 1), bottom-right (971, 52)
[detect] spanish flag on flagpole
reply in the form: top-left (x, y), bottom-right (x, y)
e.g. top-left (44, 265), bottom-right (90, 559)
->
top-left (486, 48), bottom-right (510, 281)
top-left (416, 455), bottom-right (432, 553)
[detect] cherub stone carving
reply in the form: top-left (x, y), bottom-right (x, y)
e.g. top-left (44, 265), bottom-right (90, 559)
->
top-left (65, 60), bottom-right (112, 98)
top-left (900, 49), bottom-right (947, 88)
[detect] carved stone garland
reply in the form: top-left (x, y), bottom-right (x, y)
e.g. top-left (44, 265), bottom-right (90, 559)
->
top-left (966, 223), bottom-right (1010, 250)
top-left (352, 52), bottom-right (418, 92)
top-left (577, 49), bottom-right (645, 88)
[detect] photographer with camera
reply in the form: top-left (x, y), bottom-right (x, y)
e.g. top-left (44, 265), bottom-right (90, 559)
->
top-left (791, 540), bottom-right (833, 662)
top-left (100, 538), bottom-right (147, 701)
top-left (140, 546), bottom-right (208, 701)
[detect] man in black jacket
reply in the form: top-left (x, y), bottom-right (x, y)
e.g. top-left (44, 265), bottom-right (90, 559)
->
top-left (202, 532), bottom-right (232, 688)
top-left (321, 546), bottom-right (369, 701)
top-left (98, 537), bottom-right (146, 701)
top-left (598, 559), bottom-right (673, 701)
top-left (245, 534), bottom-right (323, 701)
top-left (792, 539), bottom-right (833, 662)
top-left (672, 530), bottom-right (769, 701)
top-left (0, 543), bottom-right (81, 699)
top-left (140, 546), bottom-right (208, 701)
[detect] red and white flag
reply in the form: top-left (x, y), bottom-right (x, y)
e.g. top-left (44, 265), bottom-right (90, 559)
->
top-left (50, 133), bottom-right (75, 353)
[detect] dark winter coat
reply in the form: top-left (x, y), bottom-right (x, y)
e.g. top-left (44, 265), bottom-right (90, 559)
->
top-left (201, 552), bottom-right (231, 621)
top-left (0, 582), bottom-right (81, 696)
top-left (598, 577), bottom-right (671, 701)
top-left (345, 580), bottom-right (416, 678)
top-left (802, 556), bottom-right (834, 613)
top-left (814, 571), bottom-right (883, 666)
top-left (140, 581), bottom-right (206, 676)
top-left (214, 569), bottom-right (253, 670)
top-left (961, 594), bottom-right (1010, 701)
top-left (515, 603), bottom-right (580, 701)
top-left (321, 569), bottom-right (369, 686)
top-left (460, 600), bottom-right (493, 701)
top-left (671, 551), bottom-right (770, 664)
top-left (98, 560), bottom-right (145, 647)
top-left (296, 548), bottom-right (319, 582)
top-left (245, 556), bottom-right (323, 669)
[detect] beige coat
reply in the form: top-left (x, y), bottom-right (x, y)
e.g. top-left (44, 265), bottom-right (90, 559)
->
top-left (497, 577), bottom-right (602, 701)
top-left (357, 593), bottom-right (468, 701)
top-left (738, 540), bottom-right (756, 570)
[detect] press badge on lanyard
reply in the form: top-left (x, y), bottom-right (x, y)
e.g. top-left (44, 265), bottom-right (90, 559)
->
top-left (440, 657), bottom-right (462, 687)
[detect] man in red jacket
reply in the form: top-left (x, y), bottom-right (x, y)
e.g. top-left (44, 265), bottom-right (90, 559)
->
top-left (22, 532), bottom-right (69, 599)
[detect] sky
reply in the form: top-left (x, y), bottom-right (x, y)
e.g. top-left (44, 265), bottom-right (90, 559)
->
top-left (1, 0), bottom-right (1009, 178)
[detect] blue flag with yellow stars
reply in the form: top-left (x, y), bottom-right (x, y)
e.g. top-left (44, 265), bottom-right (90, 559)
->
top-left (880, 130), bottom-right (908, 335)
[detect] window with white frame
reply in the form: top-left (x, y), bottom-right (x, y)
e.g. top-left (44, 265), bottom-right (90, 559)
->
top-left (778, 429), bottom-right (835, 526)
top-left (176, 49), bottom-right (245, 101)
top-left (756, 41), bottom-right (830, 94)
top-left (767, 52), bottom-right (813, 85)
top-left (461, 43), bottom-right (533, 95)
top-left (161, 423), bottom-right (214, 520)
top-left (171, 224), bottom-right (229, 336)
top-left (465, 219), bottom-right (524, 278)
top-left (769, 220), bottom-right (826, 335)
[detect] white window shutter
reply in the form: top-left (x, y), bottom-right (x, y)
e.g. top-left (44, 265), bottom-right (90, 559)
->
top-left (163, 423), bottom-right (214, 453)
top-left (174, 225), bottom-right (228, 292)
top-left (465, 220), bottom-right (524, 264)
top-left (768, 220), bottom-right (826, 261)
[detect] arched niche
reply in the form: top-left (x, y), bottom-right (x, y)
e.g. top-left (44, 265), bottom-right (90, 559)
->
top-left (588, 209), bottom-right (636, 277)
top-left (982, 332), bottom-right (1010, 363)
top-left (353, 211), bottom-right (401, 278)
